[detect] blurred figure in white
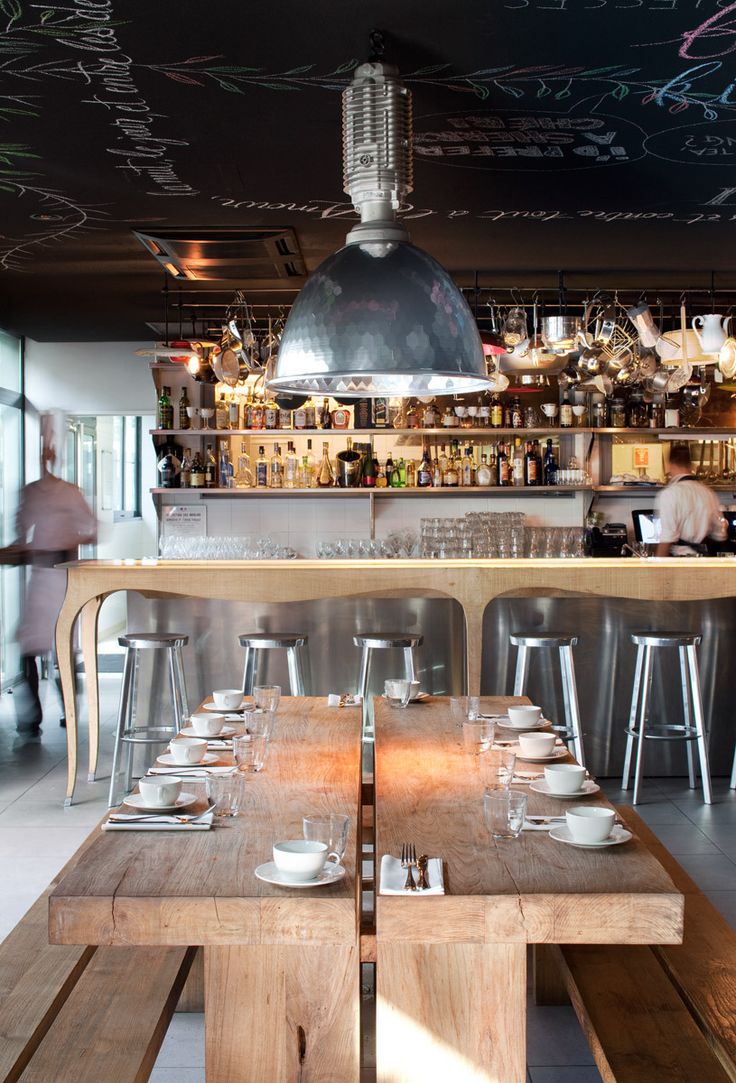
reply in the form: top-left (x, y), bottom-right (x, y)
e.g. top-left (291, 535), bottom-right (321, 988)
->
top-left (0, 412), bottom-right (96, 733)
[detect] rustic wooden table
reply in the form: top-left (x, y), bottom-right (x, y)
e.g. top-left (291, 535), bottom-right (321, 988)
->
top-left (55, 556), bottom-right (736, 803)
top-left (373, 695), bottom-right (684, 1083)
top-left (49, 698), bottom-right (363, 1082)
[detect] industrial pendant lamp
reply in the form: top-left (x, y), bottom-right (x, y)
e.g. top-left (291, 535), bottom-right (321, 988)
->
top-left (268, 35), bottom-right (490, 398)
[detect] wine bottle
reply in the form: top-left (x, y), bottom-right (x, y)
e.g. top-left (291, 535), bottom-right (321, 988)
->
top-left (317, 442), bottom-right (334, 487)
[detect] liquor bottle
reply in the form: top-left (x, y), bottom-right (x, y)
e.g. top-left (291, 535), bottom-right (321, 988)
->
top-left (560, 389), bottom-right (573, 428)
top-left (157, 386), bottom-right (173, 430)
top-left (190, 450), bottom-right (205, 489)
top-left (444, 454), bottom-right (459, 487)
top-left (219, 443), bottom-right (233, 489)
top-left (204, 443), bottom-right (217, 489)
top-left (441, 405), bottom-right (455, 428)
top-left (278, 406), bottom-right (292, 429)
top-left (264, 400), bottom-right (278, 430)
top-left (332, 406), bottom-right (350, 429)
top-left (375, 461), bottom-right (388, 487)
top-left (304, 399), bottom-right (317, 429)
top-left (215, 394), bottom-right (228, 430)
top-left (362, 454), bottom-right (376, 488)
top-left (255, 446), bottom-right (268, 488)
top-left (235, 442), bottom-right (251, 488)
top-left (284, 441), bottom-right (298, 489)
top-left (406, 460), bottom-right (416, 487)
top-left (303, 438), bottom-right (317, 487)
top-left (180, 447), bottom-right (192, 488)
top-left (269, 443), bottom-right (283, 489)
top-left (432, 447), bottom-right (443, 488)
top-left (498, 442), bottom-right (511, 486)
top-left (242, 395), bottom-right (253, 429)
top-left (390, 458), bottom-right (403, 488)
top-left (438, 444), bottom-right (449, 481)
top-left (385, 454), bottom-right (395, 487)
top-left (524, 441), bottom-right (538, 486)
top-left (490, 394), bottom-right (503, 429)
top-left (452, 440), bottom-right (462, 482)
top-left (317, 441), bottom-right (334, 487)
top-left (476, 453), bottom-right (492, 487)
top-left (511, 438), bottom-right (523, 486)
top-left (372, 397), bottom-right (388, 428)
top-left (157, 445), bottom-right (180, 488)
top-left (293, 403), bottom-right (307, 430)
top-left (543, 438), bottom-right (558, 485)
top-left (179, 387), bottom-right (190, 430)
top-left (462, 446), bottom-right (473, 487)
top-left (422, 401), bottom-right (438, 428)
top-left (533, 439), bottom-right (543, 484)
top-left (320, 398), bottom-right (332, 429)
top-left (354, 399), bottom-right (372, 429)
top-left (251, 402), bottom-right (265, 430)
top-left (228, 397), bottom-right (240, 430)
top-left (511, 396), bottom-right (523, 429)
top-left (418, 446), bottom-right (432, 487)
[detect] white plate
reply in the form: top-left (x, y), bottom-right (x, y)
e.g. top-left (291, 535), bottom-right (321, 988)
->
top-left (156, 751), bottom-right (221, 766)
top-left (381, 692), bottom-right (428, 704)
top-left (254, 862), bottom-right (346, 888)
top-left (508, 745), bottom-right (568, 764)
top-left (180, 724), bottom-right (237, 739)
top-left (122, 792), bottom-right (198, 814)
top-left (203, 701), bottom-right (253, 713)
top-left (529, 779), bottom-right (601, 799)
top-left (493, 717), bottom-right (553, 732)
top-left (549, 824), bottom-right (633, 849)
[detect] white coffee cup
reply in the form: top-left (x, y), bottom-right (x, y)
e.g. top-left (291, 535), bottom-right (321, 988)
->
top-left (566, 806), bottom-right (615, 843)
top-left (507, 705), bottom-right (543, 728)
top-left (212, 688), bottom-right (244, 710)
top-left (540, 402), bottom-right (559, 418)
top-left (168, 737), bottom-right (208, 764)
top-left (190, 713), bottom-right (226, 737)
top-left (272, 839), bottom-right (338, 882)
top-left (518, 732), bottom-right (557, 758)
top-left (138, 776), bottom-right (182, 806)
top-left (544, 763), bottom-right (587, 794)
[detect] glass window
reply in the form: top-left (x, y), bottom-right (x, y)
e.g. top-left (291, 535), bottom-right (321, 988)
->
top-left (112, 416), bottom-right (141, 521)
top-left (0, 330), bottom-right (23, 685)
top-left (0, 329), bottom-right (21, 394)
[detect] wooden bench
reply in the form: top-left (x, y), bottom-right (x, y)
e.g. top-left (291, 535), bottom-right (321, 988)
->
top-left (539, 805), bottom-right (736, 1083)
top-left (0, 833), bottom-right (195, 1083)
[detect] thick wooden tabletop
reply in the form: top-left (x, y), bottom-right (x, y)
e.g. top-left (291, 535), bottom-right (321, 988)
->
top-left (374, 696), bottom-right (683, 946)
top-left (49, 698), bottom-right (362, 947)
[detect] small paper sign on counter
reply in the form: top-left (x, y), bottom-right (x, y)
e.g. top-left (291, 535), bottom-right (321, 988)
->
top-left (163, 506), bottom-right (207, 537)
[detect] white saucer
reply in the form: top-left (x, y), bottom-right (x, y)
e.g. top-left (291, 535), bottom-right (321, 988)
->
top-left (203, 701), bottom-right (253, 712)
top-left (254, 862), bottom-right (346, 888)
top-left (180, 724), bottom-right (237, 739)
top-left (509, 745), bottom-right (568, 764)
top-left (549, 824), bottom-right (632, 849)
top-left (122, 792), bottom-right (198, 814)
top-left (529, 779), bottom-right (601, 799)
top-left (156, 751), bottom-right (220, 766)
top-left (381, 692), bottom-right (428, 704)
top-left (494, 717), bottom-right (553, 732)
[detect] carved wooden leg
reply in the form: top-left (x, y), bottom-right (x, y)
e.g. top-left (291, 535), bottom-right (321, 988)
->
top-left (81, 596), bottom-right (103, 783)
top-left (56, 592), bottom-right (82, 806)
top-left (205, 943), bottom-right (359, 1082)
top-left (376, 941), bottom-right (526, 1083)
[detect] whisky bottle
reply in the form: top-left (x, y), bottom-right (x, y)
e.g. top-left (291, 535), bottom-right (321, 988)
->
top-left (180, 447), bottom-right (192, 489)
top-left (264, 400), bottom-right (278, 430)
top-left (204, 444), bottom-right (217, 489)
top-left (461, 446), bottom-right (473, 487)
top-left (320, 398), bottom-right (332, 429)
top-left (304, 399), bottom-right (317, 429)
top-left (179, 387), bottom-right (190, 430)
top-left (498, 442), bottom-right (511, 486)
top-left (418, 446), bottom-right (432, 488)
top-left (228, 397), bottom-right (240, 430)
top-left (158, 386), bottom-right (173, 430)
top-left (317, 441), bottom-right (334, 487)
top-left (215, 394), bottom-right (228, 430)
top-left (560, 390), bottom-right (573, 429)
top-left (190, 450), bottom-right (205, 489)
top-left (476, 453), bottom-right (492, 487)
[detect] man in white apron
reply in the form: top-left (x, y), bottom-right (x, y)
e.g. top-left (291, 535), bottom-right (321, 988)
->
top-left (0, 414), bottom-right (96, 732)
top-left (655, 443), bottom-right (727, 557)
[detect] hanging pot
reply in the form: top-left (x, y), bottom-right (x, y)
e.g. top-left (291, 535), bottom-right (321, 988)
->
top-left (273, 392), bottom-right (309, 410)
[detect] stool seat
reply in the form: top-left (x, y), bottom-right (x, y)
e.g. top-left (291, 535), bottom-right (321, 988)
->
top-left (623, 631), bottom-right (711, 804)
top-left (118, 633), bottom-right (189, 649)
top-left (353, 633), bottom-right (424, 649)
top-left (510, 634), bottom-right (578, 648)
top-left (630, 632), bottom-right (702, 648)
top-left (239, 633), bottom-right (307, 649)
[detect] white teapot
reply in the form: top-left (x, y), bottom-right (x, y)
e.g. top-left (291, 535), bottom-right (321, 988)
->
top-left (692, 313), bottom-right (730, 353)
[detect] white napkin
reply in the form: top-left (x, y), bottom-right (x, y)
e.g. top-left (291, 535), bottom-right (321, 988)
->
top-left (327, 694), bottom-right (363, 707)
top-left (379, 854), bottom-right (444, 895)
top-left (148, 765), bottom-right (237, 777)
top-left (522, 817), bottom-right (566, 832)
top-left (102, 811), bottom-right (214, 832)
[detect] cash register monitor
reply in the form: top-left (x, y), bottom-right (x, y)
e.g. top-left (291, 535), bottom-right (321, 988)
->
top-left (632, 510), bottom-right (659, 544)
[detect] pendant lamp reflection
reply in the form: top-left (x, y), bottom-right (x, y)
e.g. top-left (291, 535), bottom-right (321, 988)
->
top-left (268, 48), bottom-right (489, 398)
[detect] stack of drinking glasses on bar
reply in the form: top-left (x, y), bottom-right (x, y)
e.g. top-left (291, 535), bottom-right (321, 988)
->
top-left (420, 512), bottom-right (526, 558)
top-left (160, 535), bottom-right (297, 560)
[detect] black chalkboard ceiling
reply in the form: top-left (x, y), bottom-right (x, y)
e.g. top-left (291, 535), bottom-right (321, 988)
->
top-left (1, 0), bottom-right (736, 340)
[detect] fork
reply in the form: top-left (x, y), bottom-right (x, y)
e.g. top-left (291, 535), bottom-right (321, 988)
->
top-left (401, 842), bottom-right (417, 891)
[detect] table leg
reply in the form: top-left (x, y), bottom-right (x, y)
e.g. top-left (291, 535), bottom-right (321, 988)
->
top-left (463, 598), bottom-right (487, 697)
top-left (56, 591), bottom-right (81, 807)
top-left (81, 596), bottom-right (103, 783)
top-left (204, 943), bottom-right (359, 1082)
top-left (376, 941), bottom-right (526, 1083)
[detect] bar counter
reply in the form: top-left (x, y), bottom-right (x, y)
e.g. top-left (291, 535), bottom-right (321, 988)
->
top-left (57, 557), bottom-right (736, 803)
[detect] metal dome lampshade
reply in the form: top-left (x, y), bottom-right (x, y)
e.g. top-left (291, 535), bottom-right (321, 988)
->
top-left (268, 50), bottom-right (489, 398)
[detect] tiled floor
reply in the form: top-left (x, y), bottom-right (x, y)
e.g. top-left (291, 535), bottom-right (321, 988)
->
top-left (1, 675), bottom-right (734, 1083)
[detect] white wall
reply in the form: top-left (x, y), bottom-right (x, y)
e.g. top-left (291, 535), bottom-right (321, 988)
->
top-left (24, 340), bottom-right (152, 416)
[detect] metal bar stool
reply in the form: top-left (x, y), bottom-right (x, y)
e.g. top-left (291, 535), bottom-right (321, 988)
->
top-left (353, 633), bottom-right (423, 700)
top-left (622, 632), bottom-right (712, 805)
top-left (238, 633), bottom-right (308, 696)
top-left (108, 632), bottom-right (189, 807)
top-left (510, 633), bottom-right (585, 767)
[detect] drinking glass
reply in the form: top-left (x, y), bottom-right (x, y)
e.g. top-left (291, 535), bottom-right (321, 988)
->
top-left (384, 679), bottom-right (412, 708)
top-left (450, 696), bottom-right (481, 726)
top-left (233, 733), bottom-right (268, 773)
top-left (248, 709), bottom-right (275, 739)
top-left (206, 774), bottom-right (242, 817)
top-left (462, 717), bottom-right (495, 755)
top-left (484, 790), bottom-right (527, 839)
top-left (303, 812), bottom-right (350, 866)
top-left (200, 407), bottom-right (214, 430)
top-left (254, 685), bottom-right (281, 712)
top-left (480, 749), bottom-right (517, 789)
